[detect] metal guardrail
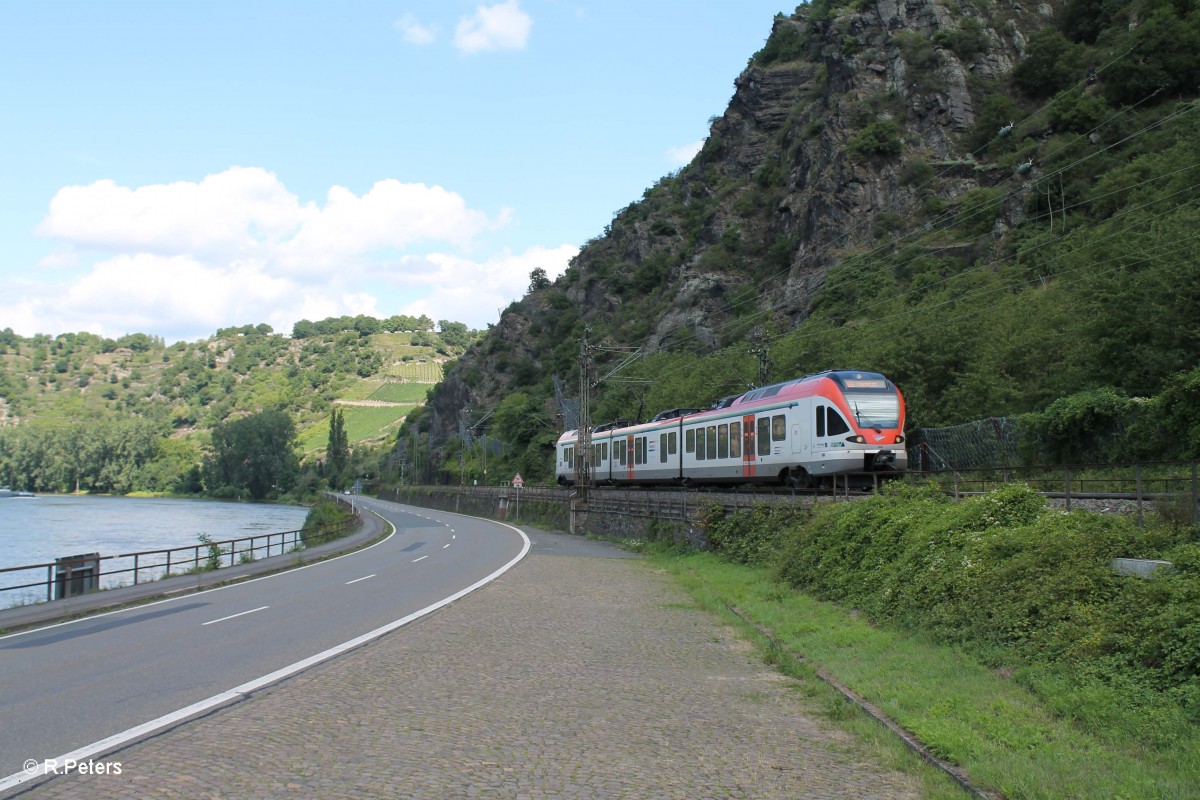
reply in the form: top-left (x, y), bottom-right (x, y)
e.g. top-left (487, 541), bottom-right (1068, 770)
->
top-left (0, 495), bottom-right (361, 607)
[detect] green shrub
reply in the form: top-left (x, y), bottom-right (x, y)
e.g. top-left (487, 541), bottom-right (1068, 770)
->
top-left (697, 501), bottom-right (800, 565)
top-left (754, 17), bottom-right (807, 66)
top-left (771, 481), bottom-right (1200, 744)
top-left (848, 119), bottom-right (903, 161)
top-left (301, 499), bottom-right (355, 545)
top-left (1019, 387), bottom-right (1141, 464)
top-left (1048, 91), bottom-right (1109, 134)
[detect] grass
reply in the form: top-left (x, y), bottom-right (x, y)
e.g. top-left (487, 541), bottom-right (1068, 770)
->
top-left (644, 548), bottom-right (1200, 800)
top-left (299, 405), bottom-right (415, 451)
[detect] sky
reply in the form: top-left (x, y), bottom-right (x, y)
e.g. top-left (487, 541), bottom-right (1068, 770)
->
top-left (1, 1), bottom-right (792, 343)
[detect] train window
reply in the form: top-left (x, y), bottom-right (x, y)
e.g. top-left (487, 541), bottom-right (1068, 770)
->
top-left (706, 425), bottom-right (718, 460)
top-left (757, 418), bottom-right (771, 455)
top-left (826, 408), bottom-right (851, 436)
top-left (566, 446), bottom-right (573, 468)
top-left (602, 442), bottom-right (608, 462)
top-left (696, 427), bottom-right (706, 461)
top-left (659, 433), bottom-right (667, 463)
top-left (633, 437), bottom-right (642, 465)
top-left (686, 429), bottom-right (695, 454)
top-left (773, 415), bottom-right (786, 442)
top-left (718, 424), bottom-right (729, 459)
top-left (619, 443), bottom-right (626, 466)
top-left (668, 431), bottom-right (677, 456)
top-left (730, 421), bottom-right (741, 457)
top-left (815, 405), bottom-right (825, 437)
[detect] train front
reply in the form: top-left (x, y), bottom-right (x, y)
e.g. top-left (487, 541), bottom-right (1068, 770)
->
top-left (830, 371), bottom-right (908, 478)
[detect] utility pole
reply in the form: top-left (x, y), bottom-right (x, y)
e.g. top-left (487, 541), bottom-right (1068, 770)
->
top-left (576, 328), bottom-right (593, 490)
top-left (458, 407), bottom-right (470, 485)
top-left (572, 329), bottom-right (594, 533)
top-left (749, 335), bottom-right (772, 388)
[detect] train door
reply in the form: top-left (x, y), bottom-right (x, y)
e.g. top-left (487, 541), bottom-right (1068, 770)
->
top-left (791, 398), bottom-right (811, 457)
top-left (741, 413), bottom-right (756, 477)
top-left (812, 402), bottom-right (852, 475)
top-left (625, 434), bottom-right (635, 480)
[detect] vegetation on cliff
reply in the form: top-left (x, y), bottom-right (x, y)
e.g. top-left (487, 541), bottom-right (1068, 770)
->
top-left (400, 0), bottom-right (1200, 484)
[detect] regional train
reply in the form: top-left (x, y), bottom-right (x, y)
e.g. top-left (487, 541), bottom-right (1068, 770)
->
top-left (555, 370), bottom-right (906, 489)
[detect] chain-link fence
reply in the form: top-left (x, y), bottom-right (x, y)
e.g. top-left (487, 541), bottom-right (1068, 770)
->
top-left (909, 417), bottom-right (1023, 472)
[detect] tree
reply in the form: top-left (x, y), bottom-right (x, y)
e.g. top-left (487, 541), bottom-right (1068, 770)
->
top-left (437, 320), bottom-right (470, 348)
top-left (203, 410), bottom-right (299, 499)
top-left (529, 267), bottom-right (551, 292)
top-left (326, 407), bottom-right (350, 484)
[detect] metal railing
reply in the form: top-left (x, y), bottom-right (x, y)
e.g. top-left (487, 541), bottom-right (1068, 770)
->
top-left (911, 460), bottom-right (1200, 525)
top-left (1, 495), bottom-right (361, 607)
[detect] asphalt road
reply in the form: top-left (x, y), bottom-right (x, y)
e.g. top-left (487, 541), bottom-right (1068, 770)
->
top-left (0, 498), bottom-right (528, 785)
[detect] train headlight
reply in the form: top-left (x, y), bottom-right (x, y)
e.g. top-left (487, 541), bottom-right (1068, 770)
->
top-left (894, 435), bottom-right (905, 444)
top-left (846, 435), bottom-right (866, 444)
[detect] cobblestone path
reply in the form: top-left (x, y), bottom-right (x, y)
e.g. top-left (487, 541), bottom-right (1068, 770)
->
top-left (19, 553), bottom-right (923, 799)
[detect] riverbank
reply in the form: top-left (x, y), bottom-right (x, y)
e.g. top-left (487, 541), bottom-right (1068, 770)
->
top-left (0, 502), bottom-right (386, 634)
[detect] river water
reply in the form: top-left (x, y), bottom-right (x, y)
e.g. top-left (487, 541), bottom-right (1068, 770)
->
top-left (0, 495), bottom-right (310, 599)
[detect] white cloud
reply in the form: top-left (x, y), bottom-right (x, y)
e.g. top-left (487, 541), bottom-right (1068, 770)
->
top-left (19, 167), bottom-right (570, 340)
top-left (667, 140), bottom-right (704, 166)
top-left (395, 13), bottom-right (437, 45)
top-left (454, 0), bottom-right (532, 54)
top-left (392, 244), bottom-right (577, 328)
top-left (36, 167), bottom-right (307, 259)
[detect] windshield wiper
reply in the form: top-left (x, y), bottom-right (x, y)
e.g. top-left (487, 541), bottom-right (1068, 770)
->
top-left (853, 402), bottom-right (883, 433)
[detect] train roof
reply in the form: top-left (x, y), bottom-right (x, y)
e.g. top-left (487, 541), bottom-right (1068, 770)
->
top-left (556, 370), bottom-right (896, 443)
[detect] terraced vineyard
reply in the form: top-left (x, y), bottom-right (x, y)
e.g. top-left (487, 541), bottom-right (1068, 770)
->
top-left (299, 404), bottom-right (418, 451)
top-left (367, 382), bottom-right (431, 403)
top-left (384, 361), bottom-right (443, 382)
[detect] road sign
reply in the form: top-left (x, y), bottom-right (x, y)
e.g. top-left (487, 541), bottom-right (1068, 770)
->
top-left (512, 473), bottom-right (524, 488)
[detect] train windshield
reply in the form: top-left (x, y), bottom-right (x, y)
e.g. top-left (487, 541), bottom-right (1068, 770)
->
top-left (845, 391), bottom-right (900, 430)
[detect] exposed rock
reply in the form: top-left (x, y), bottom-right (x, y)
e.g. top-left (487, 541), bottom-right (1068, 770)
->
top-left (416, 0), bottom-right (1064, 459)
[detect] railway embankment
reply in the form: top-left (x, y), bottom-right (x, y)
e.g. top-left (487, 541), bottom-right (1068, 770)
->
top-left (383, 481), bottom-right (1200, 798)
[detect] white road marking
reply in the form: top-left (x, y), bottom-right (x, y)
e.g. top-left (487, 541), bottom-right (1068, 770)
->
top-left (0, 507), bottom-right (530, 794)
top-left (412, 555), bottom-right (428, 563)
top-left (443, 543), bottom-right (451, 549)
top-left (345, 574), bottom-right (376, 585)
top-left (0, 507), bottom-right (398, 643)
top-left (202, 606), bottom-right (269, 626)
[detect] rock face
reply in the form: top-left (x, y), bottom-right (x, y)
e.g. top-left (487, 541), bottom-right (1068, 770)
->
top-left (414, 0), bottom-right (1060, 464)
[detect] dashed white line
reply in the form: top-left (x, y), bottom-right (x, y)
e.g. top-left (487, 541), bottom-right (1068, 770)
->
top-left (202, 606), bottom-right (269, 626)
top-left (0, 511), bottom-right (530, 795)
top-left (412, 555), bottom-right (428, 563)
top-left (345, 574), bottom-right (376, 585)
top-left (443, 543), bottom-right (451, 549)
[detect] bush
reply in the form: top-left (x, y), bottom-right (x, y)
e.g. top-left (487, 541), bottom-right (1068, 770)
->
top-left (1018, 387), bottom-right (1141, 464)
top-left (698, 501), bottom-right (801, 565)
top-left (754, 17), bottom-right (806, 66)
top-left (301, 499), bottom-right (355, 545)
top-left (847, 119), bottom-right (903, 161)
top-left (771, 481), bottom-right (1200, 743)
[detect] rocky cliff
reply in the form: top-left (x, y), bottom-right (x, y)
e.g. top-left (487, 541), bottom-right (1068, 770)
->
top-left (402, 0), bottom-right (1196, 477)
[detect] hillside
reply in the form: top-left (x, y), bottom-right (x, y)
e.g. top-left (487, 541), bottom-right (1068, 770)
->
top-left (399, 0), bottom-right (1200, 484)
top-left (0, 316), bottom-right (477, 494)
